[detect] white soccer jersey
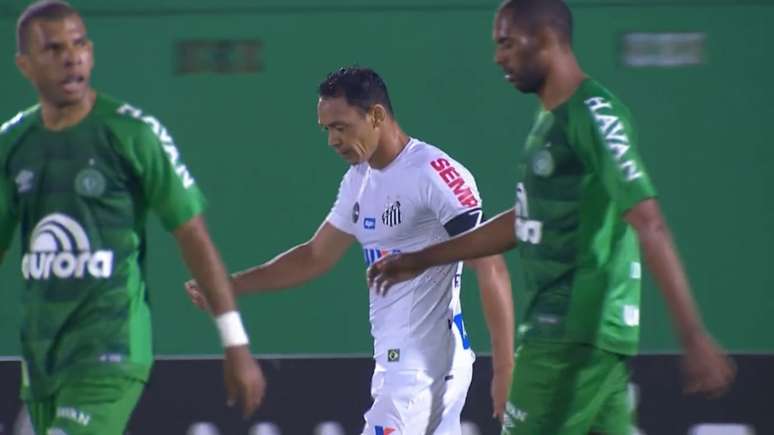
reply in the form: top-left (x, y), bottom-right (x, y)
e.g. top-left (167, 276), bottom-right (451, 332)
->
top-left (327, 138), bottom-right (483, 375)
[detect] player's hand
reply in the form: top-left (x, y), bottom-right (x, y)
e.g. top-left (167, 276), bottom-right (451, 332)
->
top-left (367, 253), bottom-right (423, 296)
top-left (185, 279), bottom-right (211, 312)
top-left (681, 333), bottom-right (735, 397)
top-left (223, 345), bottom-right (266, 418)
top-left (491, 365), bottom-right (513, 422)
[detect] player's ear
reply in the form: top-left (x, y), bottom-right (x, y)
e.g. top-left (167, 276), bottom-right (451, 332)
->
top-left (87, 38), bottom-right (95, 60)
top-left (16, 54), bottom-right (33, 81)
top-left (536, 26), bottom-right (558, 53)
top-left (369, 104), bottom-right (387, 129)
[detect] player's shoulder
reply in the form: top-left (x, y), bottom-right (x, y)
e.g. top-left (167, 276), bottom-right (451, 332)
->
top-left (95, 93), bottom-right (170, 142)
top-left (404, 137), bottom-right (446, 162)
top-left (402, 137), bottom-right (465, 172)
top-left (0, 105), bottom-right (39, 135)
top-left (571, 78), bottom-right (633, 121)
top-left (345, 161), bottom-right (369, 179)
top-left (338, 161), bottom-right (368, 190)
top-left (408, 138), bottom-right (481, 208)
top-left (0, 104), bottom-right (40, 151)
top-left (405, 138), bottom-right (475, 182)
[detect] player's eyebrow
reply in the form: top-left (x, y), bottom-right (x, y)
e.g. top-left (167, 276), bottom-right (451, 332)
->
top-left (321, 121), bottom-right (347, 129)
top-left (43, 40), bottom-right (65, 51)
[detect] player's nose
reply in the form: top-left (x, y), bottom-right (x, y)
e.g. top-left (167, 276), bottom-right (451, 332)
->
top-left (326, 129), bottom-right (340, 145)
top-left (328, 135), bottom-right (343, 150)
top-left (494, 51), bottom-right (503, 66)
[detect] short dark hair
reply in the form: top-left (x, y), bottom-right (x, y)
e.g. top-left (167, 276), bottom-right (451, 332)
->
top-left (16, 0), bottom-right (80, 53)
top-left (499, 0), bottom-right (573, 45)
top-left (318, 66), bottom-right (395, 116)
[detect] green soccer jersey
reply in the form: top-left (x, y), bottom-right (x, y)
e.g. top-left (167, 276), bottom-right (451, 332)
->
top-left (514, 79), bottom-right (656, 356)
top-left (0, 94), bottom-right (206, 399)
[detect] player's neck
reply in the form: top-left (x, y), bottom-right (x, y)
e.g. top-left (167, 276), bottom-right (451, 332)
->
top-left (368, 126), bottom-right (410, 170)
top-left (538, 51), bottom-right (586, 111)
top-left (40, 89), bottom-right (97, 131)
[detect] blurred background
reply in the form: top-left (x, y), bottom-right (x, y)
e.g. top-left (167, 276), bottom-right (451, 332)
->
top-left (0, 0), bottom-right (771, 434)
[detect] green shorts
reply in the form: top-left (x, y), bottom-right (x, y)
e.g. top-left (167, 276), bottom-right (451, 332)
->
top-left (501, 341), bottom-right (634, 435)
top-left (26, 376), bottom-right (144, 435)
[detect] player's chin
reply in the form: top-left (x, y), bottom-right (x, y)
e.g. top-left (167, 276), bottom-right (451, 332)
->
top-left (52, 91), bottom-right (87, 107)
top-left (343, 152), bottom-right (364, 165)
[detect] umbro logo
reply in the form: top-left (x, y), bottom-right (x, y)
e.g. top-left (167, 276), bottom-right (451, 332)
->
top-left (15, 170), bottom-right (34, 193)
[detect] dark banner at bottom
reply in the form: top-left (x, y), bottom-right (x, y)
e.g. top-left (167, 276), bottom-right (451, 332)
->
top-left (0, 354), bottom-right (770, 434)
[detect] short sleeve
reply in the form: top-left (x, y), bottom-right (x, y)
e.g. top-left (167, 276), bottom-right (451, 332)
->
top-left (0, 165), bottom-right (18, 250)
top-left (422, 155), bottom-right (483, 231)
top-left (325, 168), bottom-right (359, 235)
top-left (129, 122), bottom-right (206, 231)
top-left (577, 96), bottom-right (656, 213)
top-left (0, 111), bottom-right (28, 250)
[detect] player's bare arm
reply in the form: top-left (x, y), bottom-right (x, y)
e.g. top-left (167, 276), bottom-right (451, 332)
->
top-left (174, 215), bottom-right (266, 417)
top-left (625, 198), bottom-right (735, 397)
top-left (176, 216), bottom-right (241, 314)
top-left (466, 254), bottom-right (515, 421)
top-left (232, 221), bottom-right (355, 294)
top-left (185, 221), bottom-right (355, 309)
top-left (368, 208), bottom-right (517, 294)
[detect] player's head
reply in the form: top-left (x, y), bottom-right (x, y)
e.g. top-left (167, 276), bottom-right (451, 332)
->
top-left (317, 66), bottom-right (394, 165)
top-left (15, 0), bottom-right (94, 107)
top-left (493, 0), bottom-right (573, 93)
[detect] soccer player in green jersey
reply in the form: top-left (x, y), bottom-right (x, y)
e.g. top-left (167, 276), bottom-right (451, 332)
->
top-left (368, 0), bottom-right (735, 433)
top-left (0, 1), bottom-right (265, 433)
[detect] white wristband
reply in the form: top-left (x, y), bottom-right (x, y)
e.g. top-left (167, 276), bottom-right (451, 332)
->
top-left (215, 311), bottom-right (249, 347)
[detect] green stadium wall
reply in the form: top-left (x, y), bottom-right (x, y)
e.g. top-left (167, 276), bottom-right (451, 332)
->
top-left (0, 0), bottom-right (771, 356)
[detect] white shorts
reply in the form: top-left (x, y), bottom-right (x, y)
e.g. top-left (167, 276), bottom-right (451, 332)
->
top-left (361, 364), bottom-right (473, 435)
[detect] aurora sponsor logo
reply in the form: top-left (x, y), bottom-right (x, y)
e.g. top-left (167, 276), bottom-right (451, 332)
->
top-left (22, 213), bottom-right (113, 280)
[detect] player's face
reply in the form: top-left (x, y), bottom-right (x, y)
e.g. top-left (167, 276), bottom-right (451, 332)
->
top-left (317, 96), bottom-right (381, 165)
top-left (16, 15), bottom-right (94, 107)
top-left (492, 12), bottom-right (548, 94)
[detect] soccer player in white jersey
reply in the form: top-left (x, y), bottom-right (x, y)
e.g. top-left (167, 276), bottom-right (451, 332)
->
top-left (185, 66), bottom-right (515, 434)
